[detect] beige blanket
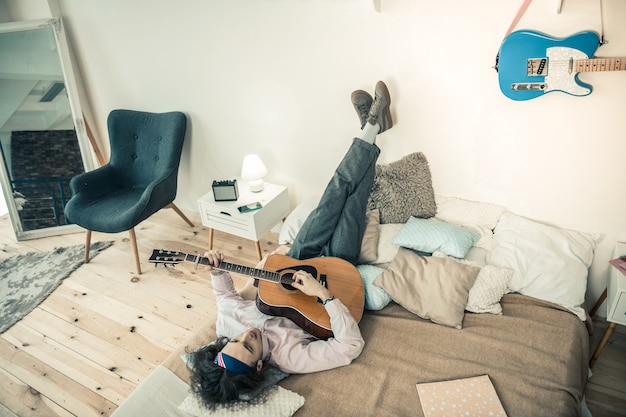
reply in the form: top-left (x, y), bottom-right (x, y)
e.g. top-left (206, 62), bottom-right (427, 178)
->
top-left (164, 292), bottom-right (588, 417)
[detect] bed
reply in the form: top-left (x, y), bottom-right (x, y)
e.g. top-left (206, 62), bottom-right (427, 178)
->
top-left (111, 153), bottom-right (598, 417)
top-left (155, 291), bottom-right (589, 417)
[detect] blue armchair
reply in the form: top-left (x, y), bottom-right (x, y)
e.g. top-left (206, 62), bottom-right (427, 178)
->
top-left (65, 109), bottom-right (193, 274)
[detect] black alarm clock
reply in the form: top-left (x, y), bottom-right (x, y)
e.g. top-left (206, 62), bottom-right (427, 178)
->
top-left (212, 179), bottom-right (239, 201)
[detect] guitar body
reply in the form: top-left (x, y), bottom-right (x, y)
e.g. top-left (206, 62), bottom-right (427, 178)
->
top-left (256, 254), bottom-right (364, 340)
top-left (498, 30), bottom-right (601, 101)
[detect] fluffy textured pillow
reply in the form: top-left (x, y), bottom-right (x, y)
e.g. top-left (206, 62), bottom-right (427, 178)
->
top-left (357, 210), bottom-right (380, 264)
top-left (373, 248), bottom-right (480, 329)
top-left (178, 386), bottom-right (305, 417)
top-left (435, 195), bottom-right (506, 251)
top-left (392, 217), bottom-right (480, 258)
top-left (367, 152), bottom-right (437, 224)
top-left (356, 264), bottom-right (392, 310)
top-left (486, 211), bottom-right (602, 320)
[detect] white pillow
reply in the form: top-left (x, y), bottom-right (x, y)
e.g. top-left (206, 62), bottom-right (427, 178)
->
top-left (435, 195), bottom-right (506, 251)
top-left (486, 211), bottom-right (602, 320)
top-left (278, 198), bottom-right (320, 245)
top-left (178, 386), bottom-right (304, 417)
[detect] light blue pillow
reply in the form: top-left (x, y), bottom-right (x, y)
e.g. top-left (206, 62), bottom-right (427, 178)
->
top-left (392, 217), bottom-right (479, 258)
top-left (357, 264), bottom-right (392, 310)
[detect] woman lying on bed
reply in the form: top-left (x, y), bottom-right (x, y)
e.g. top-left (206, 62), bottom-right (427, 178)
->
top-left (189, 81), bottom-right (393, 409)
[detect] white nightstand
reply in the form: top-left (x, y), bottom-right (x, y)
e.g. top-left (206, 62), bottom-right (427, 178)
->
top-left (590, 241), bottom-right (626, 368)
top-left (197, 181), bottom-right (289, 260)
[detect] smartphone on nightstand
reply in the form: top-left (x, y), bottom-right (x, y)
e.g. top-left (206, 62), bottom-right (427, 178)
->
top-left (237, 202), bottom-right (262, 213)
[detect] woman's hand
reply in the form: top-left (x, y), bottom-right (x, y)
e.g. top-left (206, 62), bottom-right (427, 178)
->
top-left (291, 270), bottom-right (332, 301)
top-left (203, 250), bottom-right (224, 271)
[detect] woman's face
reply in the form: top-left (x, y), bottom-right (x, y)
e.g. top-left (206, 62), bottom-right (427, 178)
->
top-left (221, 328), bottom-right (264, 371)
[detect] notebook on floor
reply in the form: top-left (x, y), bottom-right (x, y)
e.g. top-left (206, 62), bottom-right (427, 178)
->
top-left (416, 374), bottom-right (507, 417)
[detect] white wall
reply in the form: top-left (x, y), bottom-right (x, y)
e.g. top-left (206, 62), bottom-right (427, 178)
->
top-left (3, 0), bottom-right (626, 314)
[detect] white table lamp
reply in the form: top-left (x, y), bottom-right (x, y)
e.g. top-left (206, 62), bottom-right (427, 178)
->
top-left (241, 154), bottom-right (268, 192)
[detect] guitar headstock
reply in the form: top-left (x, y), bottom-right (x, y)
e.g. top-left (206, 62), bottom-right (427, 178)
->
top-left (148, 249), bottom-right (187, 266)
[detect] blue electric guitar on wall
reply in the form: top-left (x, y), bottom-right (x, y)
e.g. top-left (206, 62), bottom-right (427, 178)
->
top-left (497, 30), bottom-right (626, 101)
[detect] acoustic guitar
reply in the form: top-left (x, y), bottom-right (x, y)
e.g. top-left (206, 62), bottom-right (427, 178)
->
top-left (497, 30), bottom-right (626, 101)
top-left (148, 249), bottom-right (364, 340)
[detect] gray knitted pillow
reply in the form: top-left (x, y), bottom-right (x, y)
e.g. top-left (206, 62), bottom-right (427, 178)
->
top-left (367, 152), bottom-right (436, 224)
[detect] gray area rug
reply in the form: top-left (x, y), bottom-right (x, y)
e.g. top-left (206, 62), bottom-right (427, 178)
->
top-left (0, 241), bottom-right (113, 334)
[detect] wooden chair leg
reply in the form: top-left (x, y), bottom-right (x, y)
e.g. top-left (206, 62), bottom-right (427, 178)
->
top-left (590, 288), bottom-right (607, 317)
top-left (590, 322), bottom-right (616, 368)
top-left (129, 228), bottom-right (142, 275)
top-left (84, 230), bottom-right (92, 264)
top-left (167, 203), bottom-right (194, 227)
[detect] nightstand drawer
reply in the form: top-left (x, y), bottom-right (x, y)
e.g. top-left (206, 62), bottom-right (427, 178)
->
top-left (200, 206), bottom-right (254, 238)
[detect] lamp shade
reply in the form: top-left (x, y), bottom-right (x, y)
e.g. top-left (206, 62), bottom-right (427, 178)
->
top-left (241, 154), bottom-right (268, 192)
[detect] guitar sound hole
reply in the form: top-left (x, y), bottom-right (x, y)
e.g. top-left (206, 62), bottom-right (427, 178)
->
top-left (278, 266), bottom-right (318, 292)
top-left (280, 272), bottom-right (299, 291)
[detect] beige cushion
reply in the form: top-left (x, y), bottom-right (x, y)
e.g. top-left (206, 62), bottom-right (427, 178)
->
top-left (373, 248), bottom-right (480, 329)
top-left (358, 209), bottom-right (380, 264)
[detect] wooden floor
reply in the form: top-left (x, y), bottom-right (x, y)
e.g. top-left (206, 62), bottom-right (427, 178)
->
top-left (587, 314), bottom-right (626, 417)
top-left (0, 208), bottom-right (278, 417)
top-left (0, 208), bottom-right (625, 417)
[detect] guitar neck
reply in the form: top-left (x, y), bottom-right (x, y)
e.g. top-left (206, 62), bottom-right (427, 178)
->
top-left (181, 253), bottom-right (283, 284)
top-left (575, 57), bottom-right (626, 72)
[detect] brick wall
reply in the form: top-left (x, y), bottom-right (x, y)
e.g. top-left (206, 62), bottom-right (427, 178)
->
top-left (10, 130), bottom-right (84, 230)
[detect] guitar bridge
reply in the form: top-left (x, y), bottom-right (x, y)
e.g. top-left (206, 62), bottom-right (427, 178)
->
top-left (527, 58), bottom-right (548, 76)
top-left (511, 82), bottom-right (547, 91)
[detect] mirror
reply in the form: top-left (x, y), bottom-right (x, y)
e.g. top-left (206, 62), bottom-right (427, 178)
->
top-left (0, 18), bottom-right (97, 240)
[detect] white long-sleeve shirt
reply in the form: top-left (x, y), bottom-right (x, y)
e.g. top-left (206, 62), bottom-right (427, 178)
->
top-left (212, 271), bottom-right (365, 374)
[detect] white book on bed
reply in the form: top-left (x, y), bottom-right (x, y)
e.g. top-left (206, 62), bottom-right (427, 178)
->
top-left (416, 374), bottom-right (507, 417)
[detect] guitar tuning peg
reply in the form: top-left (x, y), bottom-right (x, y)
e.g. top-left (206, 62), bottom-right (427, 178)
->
top-left (161, 264), bottom-right (167, 268)
top-left (170, 263), bottom-right (176, 268)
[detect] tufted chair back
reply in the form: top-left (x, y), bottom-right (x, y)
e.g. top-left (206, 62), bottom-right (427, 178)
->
top-left (108, 110), bottom-right (186, 190)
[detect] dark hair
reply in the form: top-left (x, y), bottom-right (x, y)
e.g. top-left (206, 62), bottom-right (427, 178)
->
top-left (188, 336), bottom-right (269, 410)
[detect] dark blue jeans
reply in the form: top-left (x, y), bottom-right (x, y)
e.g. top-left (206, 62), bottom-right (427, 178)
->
top-left (287, 138), bottom-right (380, 265)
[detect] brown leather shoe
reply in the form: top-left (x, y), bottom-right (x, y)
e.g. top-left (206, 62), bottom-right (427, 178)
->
top-left (366, 81), bottom-right (392, 133)
top-left (351, 90), bottom-right (373, 128)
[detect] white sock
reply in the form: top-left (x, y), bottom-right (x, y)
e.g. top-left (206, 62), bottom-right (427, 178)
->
top-left (358, 122), bottom-right (380, 144)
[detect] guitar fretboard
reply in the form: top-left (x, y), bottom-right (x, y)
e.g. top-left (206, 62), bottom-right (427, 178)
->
top-left (180, 253), bottom-right (283, 283)
top-left (575, 57), bottom-right (626, 72)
